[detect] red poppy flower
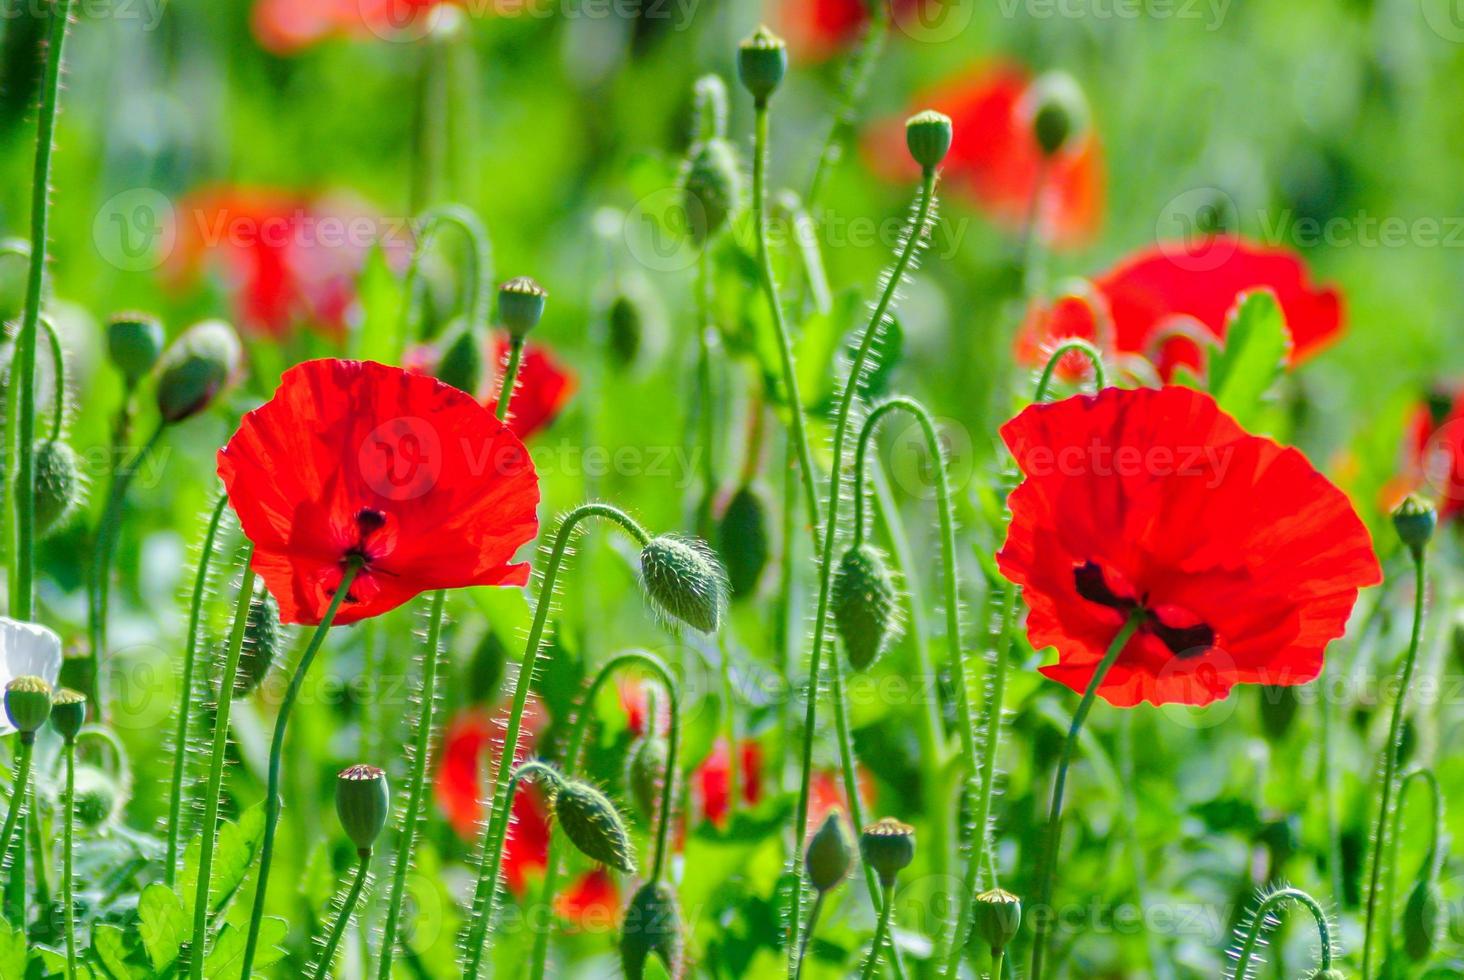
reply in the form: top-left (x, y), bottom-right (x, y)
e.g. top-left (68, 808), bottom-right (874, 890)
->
top-left (1017, 236), bottom-right (1344, 382)
top-left (1397, 388), bottom-right (1464, 521)
top-left (252, 0), bottom-right (480, 54)
top-left (554, 868), bottom-right (620, 925)
top-left (695, 739), bottom-right (764, 828)
top-left (867, 62), bottom-right (1104, 248)
top-left (997, 385), bottom-right (1380, 707)
top-left (777, 0), bottom-right (921, 61)
top-left (485, 338), bottom-right (577, 442)
top-left (218, 359), bottom-right (539, 625)
top-left (806, 767), bottom-right (876, 834)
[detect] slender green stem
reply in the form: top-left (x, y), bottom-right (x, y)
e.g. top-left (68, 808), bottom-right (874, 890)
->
top-left (790, 171), bottom-right (937, 980)
top-left (238, 563), bottom-right (362, 978)
top-left (313, 849), bottom-right (372, 980)
top-left (39, 317), bottom-right (65, 444)
top-left (396, 205), bottom-right (493, 358)
top-left (62, 739), bottom-right (76, 980)
top-left (1029, 610), bottom-right (1144, 980)
top-left (1361, 551), bottom-right (1428, 978)
top-left (0, 739), bottom-right (33, 899)
top-left (694, 246), bottom-right (718, 531)
top-left (1231, 887), bottom-right (1333, 979)
top-left (805, 7), bottom-right (889, 212)
top-left (1381, 767), bottom-right (1441, 965)
top-left (859, 884), bottom-right (897, 980)
top-left (461, 504), bottom-right (652, 979)
top-left (165, 495), bottom-right (231, 888)
top-left (188, 554), bottom-right (257, 978)
top-left (376, 588), bottom-right (448, 979)
top-left (1032, 339), bottom-right (1107, 402)
top-left (993, 950), bottom-right (1005, 978)
top-left (8, 0), bottom-right (76, 621)
top-left (792, 891), bottom-right (826, 980)
top-left (774, 441), bottom-right (798, 792)
top-left (495, 338), bottom-right (525, 424)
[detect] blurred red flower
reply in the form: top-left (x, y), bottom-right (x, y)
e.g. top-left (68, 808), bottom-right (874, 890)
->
top-left (868, 62), bottom-right (1104, 248)
top-left (485, 338), bottom-right (577, 441)
top-left (1398, 389), bottom-right (1464, 520)
top-left (695, 739), bottom-right (763, 829)
top-left (777, 0), bottom-right (921, 61)
top-left (168, 187), bottom-right (371, 340)
top-left (218, 359), bottom-right (539, 625)
top-left (997, 385), bottom-right (1380, 707)
top-left (252, 0), bottom-right (478, 54)
top-left (1017, 236), bottom-right (1344, 382)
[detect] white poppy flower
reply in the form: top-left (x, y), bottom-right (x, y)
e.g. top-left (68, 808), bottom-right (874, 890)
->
top-left (0, 617), bottom-right (63, 736)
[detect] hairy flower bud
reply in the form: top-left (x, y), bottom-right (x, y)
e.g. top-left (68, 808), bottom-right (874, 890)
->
top-left (437, 327), bottom-right (484, 396)
top-left (860, 818), bottom-right (916, 888)
top-left (972, 888), bottom-right (1023, 955)
top-left (498, 276), bottom-right (547, 340)
top-left (624, 734), bottom-right (668, 824)
top-left (641, 535), bottom-right (727, 633)
top-left (74, 765), bottom-right (122, 828)
top-left (905, 109), bottom-right (954, 170)
top-left (832, 544), bottom-right (899, 670)
top-left (49, 688), bottom-right (86, 742)
top-left (234, 592), bottom-right (281, 698)
top-left (805, 811), bottom-right (852, 894)
top-left (336, 764), bottom-right (390, 853)
top-left (684, 139), bottom-right (741, 245)
top-left (553, 778), bottom-right (636, 874)
top-left (35, 440), bottom-right (82, 538)
top-left (106, 312), bottom-right (165, 387)
top-left (621, 880), bottom-right (683, 980)
top-left (737, 25), bottom-right (787, 104)
top-left (718, 484), bottom-right (770, 600)
top-left (155, 319), bottom-right (241, 424)
top-left (1392, 495), bottom-right (1436, 559)
top-left (1403, 877), bottom-right (1441, 961)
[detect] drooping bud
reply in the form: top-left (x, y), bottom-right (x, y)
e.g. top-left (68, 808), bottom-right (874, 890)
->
top-left (74, 765), bottom-right (123, 828)
top-left (640, 535), bottom-right (727, 633)
top-left (905, 109), bottom-right (954, 171)
top-left (1024, 71), bottom-right (1089, 158)
top-left (683, 139), bottom-right (741, 245)
top-left (832, 544), bottom-right (899, 670)
top-left (1403, 877), bottom-right (1442, 961)
top-left (621, 880), bottom-right (683, 980)
top-left (106, 312), bottom-right (165, 387)
top-left (155, 319), bottom-right (242, 424)
top-left (805, 811), bottom-right (853, 894)
top-left (34, 440), bottom-right (82, 538)
top-left (860, 818), bottom-right (916, 888)
top-left (737, 25), bottom-right (787, 104)
top-left (336, 764), bottom-right (390, 854)
top-left (972, 888), bottom-right (1023, 956)
top-left (624, 734), bottom-right (669, 824)
top-left (49, 688), bottom-right (86, 742)
top-left (1392, 495), bottom-right (1436, 559)
top-left (552, 778), bottom-right (637, 874)
top-left (4, 676), bottom-right (52, 739)
top-left (234, 592), bottom-right (281, 698)
top-left (437, 327), bottom-right (484, 396)
top-left (607, 294), bottom-right (643, 369)
top-left (498, 276), bottom-right (547, 340)
top-left (718, 484), bottom-right (770, 600)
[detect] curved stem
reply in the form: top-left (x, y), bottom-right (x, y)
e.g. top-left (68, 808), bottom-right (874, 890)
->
top-left (165, 495), bottom-right (231, 888)
top-left (461, 504), bottom-right (652, 979)
top-left (188, 553), bottom-right (258, 979)
top-left (1029, 610), bottom-right (1144, 980)
top-left (238, 562), bottom-right (362, 978)
top-left (494, 337), bottom-right (525, 424)
top-left (39, 316), bottom-right (65, 444)
top-left (1361, 551), bottom-right (1428, 978)
top-left (396, 204), bottom-right (493, 358)
top-left (858, 884), bottom-right (897, 980)
top-left (1231, 887), bottom-right (1333, 979)
top-left (62, 739), bottom-right (76, 980)
top-left (313, 849), bottom-right (372, 980)
top-left (1381, 767), bottom-right (1442, 964)
top-left (376, 588), bottom-right (448, 979)
top-left (1033, 339), bottom-right (1107, 402)
top-left (0, 739), bottom-right (34, 885)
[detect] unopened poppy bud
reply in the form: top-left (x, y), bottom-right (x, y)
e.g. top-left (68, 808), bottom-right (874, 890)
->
top-left (498, 276), bottom-right (547, 340)
top-left (972, 888), bottom-right (1023, 955)
top-left (49, 688), bottom-right (86, 742)
top-left (1392, 495), bottom-right (1436, 558)
top-left (336, 764), bottom-right (390, 854)
top-left (905, 110), bottom-right (954, 171)
top-left (684, 139), bottom-right (741, 245)
top-left (860, 818), bottom-right (915, 888)
top-left (106, 312), bottom-right (165, 387)
top-left (621, 880), bottom-right (683, 980)
top-left (624, 734), bottom-right (668, 823)
top-left (1403, 877), bottom-right (1441, 961)
top-left (607, 294), bottom-right (643, 368)
top-left (35, 440), bottom-right (82, 538)
top-left (718, 484), bottom-right (771, 600)
top-left (4, 676), bottom-right (52, 739)
top-left (832, 544), bottom-right (899, 670)
top-left (640, 535), bottom-right (727, 633)
top-left (437, 328), bottom-right (484, 395)
top-left (1025, 71), bottom-right (1089, 158)
top-left (74, 765), bottom-right (122, 828)
top-left (805, 811), bottom-right (852, 894)
top-left (234, 592), bottom-right (281, 698)
top-left (737, 25), bottom-right (787, 104)
top-left (553, 777), bottom-right (637, 874)
top-left (155, 319), bottom-right (242, 424)
top-left (692, 73), bottom-right (729, 142)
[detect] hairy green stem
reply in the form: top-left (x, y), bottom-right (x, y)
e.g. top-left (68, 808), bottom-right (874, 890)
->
top-left (1381, 767), bottom-right (1441, 964)
top-left (1232, 887), bottom-right (1333, 978)
top-left (39, 317), bottom-right (65, 444)
top-left (495, 338), bottom-right (525, 424)
top-left (1032, 339), bottom-right (1107, 401)
top-left (858, 884), bottom-right (897, 980)
top-left (792, 891), bottom-right (826, 980)
top-left (62, 739), bottom-right (76, 979)
top-left (313, 849), bottom-right (372, 980)
top-left (0, 739), bottom-right (33, 899)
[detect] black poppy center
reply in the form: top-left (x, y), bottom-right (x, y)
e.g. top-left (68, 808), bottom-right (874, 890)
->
top-left (335, 508), bottom-right (391, 603)
top-left (1073, 560), bottom-right (1214, 658)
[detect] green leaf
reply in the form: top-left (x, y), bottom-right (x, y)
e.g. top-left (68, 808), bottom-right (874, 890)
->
top-left (353, 244), bottom-right (406, 365)
top-left (178, 804), bottom-right (266, 922)
top-left (1207, 289), bottom-right (1291, 427)
top-left (201, 919), bottom-right (286, 978)
top-left (0, 925), bottom-right (26, 980)
top-left (90, 923), bottom-right (148, 980)
top-left (137, 883), bottom-right (186, 971)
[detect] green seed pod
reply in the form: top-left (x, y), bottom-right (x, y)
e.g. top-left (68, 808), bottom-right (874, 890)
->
top-left (972, 888), bottom-right (1023, 955)
top-left (4, 675), bottom-right (52, 738)
top-left (49, 688), bottom-right (86, 742)
top-left (1392, 495), bottom-right (1437, 559)
top-left (621, 880), bottom-right (683, 980)
top-left (106, 312), bottom-right (165, 387)
top-left (553, 778), bottom-right (636, 874)
top-left (155, 319), bottom-right (241, 424)
top-left (336, 764), bottom-right (390, 854)
top-left (683, 139), bottom-right (741, 245)
top-left (74, 764), bottom-right (122, 828)
top-left (1402, 877), bottom-right (1441, 961)
top-left (498, 276), bottom-right (547, 341)
top-left (717, 484), bottom-right (770, 600)
top-left (860, 818), bottom-right (916, 888)
top-left (1026, 71), bottom-right (1089, 158)
top-left (640, 535), bottom-right (727, 633)
top-left (624, 734), bottom-right (668, 824)
top-left (805, 811), bottom-right (852, 894)
top-left (832, 544), bottom-right (899, 670)
top-left (905, 109), bottom-right (954, 170)
top-left (737, 25), bottom-right (787, 104)
top-left (607, 294), bottom-right (643, 368)
top-left (34, 440), bottom-right (82, 538)
top-left (234, 592), bottom-right (281, 698)
top-left (437, 327), bottom-right (484, 396)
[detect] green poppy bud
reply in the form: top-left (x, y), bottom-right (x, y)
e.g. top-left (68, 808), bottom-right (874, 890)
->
top-left (498, 276), bottom-right (547, 341)
top-left (640, 534), bottom-right (727, 633)
top-left (607, 294), bottom-right (643, 368)
top-left (437, 327), bottom-right (484, 396)
top-left (905, 110), bottom-right (954, 171)
top-left (805, 811), bottom-right (852, 894)
top-left (972, 888), bottom-right (1022, 956)
top-left (34, 440), bottom-right (82, 538)
top-left (49, 688), bottom-right (86, 742)
top-left (1402, 877), bottom-right (1441, 961)
top-left (106, 312), bottom-right (165, 387)
top-left (621, 880), bottom-right (683, 980)
top-left (234, 592), bottom-right (281, 698)
top-left (832, 544), bottom-right (899, 670)
top-left (74, 765), bottom-right (122, 828)
top-left (155, 319), bottom-right (241, 424)
top-left (553, 778), bottom-right (636, 874)
top-left (717, 484), bottom-right (770, 600)
top-left (684, 139), bottom-right (741, 245)
top-left (1392, 495), bottom-right (1436, 559)
top-left (737, 25), bottom-right (787, 104)
top-left (860, 818), bottom-right (915, 888)
top-left (624, 734), bottom-right (668, 824)
top-left (336, 764), bottom-right (390, 854)
top-left (1025, 71), bottom-right (1089, 158)
top-left (4, 676), bottom-right (52, 739)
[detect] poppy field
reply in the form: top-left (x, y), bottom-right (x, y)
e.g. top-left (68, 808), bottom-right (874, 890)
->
top-left (3, 0), bottom-right (1464, 977)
